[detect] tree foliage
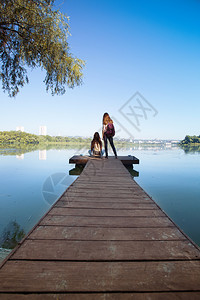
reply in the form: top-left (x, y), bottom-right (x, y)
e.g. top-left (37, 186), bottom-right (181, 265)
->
top-left (0, 130), bottom-right (91, 145)
top-left (180, 135), bottom-right (200, 145)
top-left (0, 0), bottom-right (85, 96)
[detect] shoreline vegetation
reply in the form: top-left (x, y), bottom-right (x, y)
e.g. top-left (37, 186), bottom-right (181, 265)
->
top-left (180, 135), bottom-right (200, 146)
top-left (0, 131), bottom-right (92, 146)
top-left (0, 131), bottom-right (180, 146)
top-left (0, 130), bottom-right (179, 153)
top-left (2, 131), bottom-right (200, 155)
top-left (179, 135), bottom-right (200, 153)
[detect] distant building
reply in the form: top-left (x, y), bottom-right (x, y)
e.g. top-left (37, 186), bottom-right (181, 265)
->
top-left (16, 126), bottom-right (24, 132)
top-left (39, 126), bottom-right (47, 135)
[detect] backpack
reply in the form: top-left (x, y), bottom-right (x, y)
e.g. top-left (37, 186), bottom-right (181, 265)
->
top-left (106, 123), bottom-right (115, 137)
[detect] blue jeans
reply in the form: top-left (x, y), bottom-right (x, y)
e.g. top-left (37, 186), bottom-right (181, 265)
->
top-left (103, 135), bottom-right (117, 157)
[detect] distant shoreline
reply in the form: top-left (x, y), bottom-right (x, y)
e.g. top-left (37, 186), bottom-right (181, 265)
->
top-left (0, 130), bottom-right (180, 146)
top-left (180, 135), bottom-right (200, 146)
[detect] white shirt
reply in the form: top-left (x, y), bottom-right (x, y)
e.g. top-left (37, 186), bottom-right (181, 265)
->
top-left (102, 124), bottom-right (107, 137)
top-left (93, 142), bottom-right (101, 152)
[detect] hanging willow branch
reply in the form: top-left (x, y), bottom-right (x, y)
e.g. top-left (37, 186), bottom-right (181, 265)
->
top-left (0, 0), bottom-right (85, 97)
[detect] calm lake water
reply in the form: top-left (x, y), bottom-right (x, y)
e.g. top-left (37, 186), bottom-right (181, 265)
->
top-left (0, 145), bottom-right (200, 261)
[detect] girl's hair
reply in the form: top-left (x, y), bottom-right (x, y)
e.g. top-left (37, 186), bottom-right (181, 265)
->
top-left (103, 112), bottom-right (113, 125)
top-left (91, 132), bottom-right (102, 149)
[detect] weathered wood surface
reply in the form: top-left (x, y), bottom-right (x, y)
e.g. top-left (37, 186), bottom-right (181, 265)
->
top-left (1, 260), bottom-right (200, 292)
top-left (55, 201), bottom-right (158, 209)
top-left (1, 293), bottom-right (200, 300)
top-left (48, 207), bottom-right (165, 217)
top-left (69, 155), bottom-right (139, 165)
top-left (0, 158), bottom-right (200, 299)
top-left (12, 240), bottom-right (200, 260)
top-left (28, 226), bottom-right (187, 241)
top-left (40, 215), bottom-right (173, 227)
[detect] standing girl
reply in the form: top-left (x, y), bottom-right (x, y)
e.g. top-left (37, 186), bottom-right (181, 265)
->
top-left (102, 112), bottom-right (117, 158)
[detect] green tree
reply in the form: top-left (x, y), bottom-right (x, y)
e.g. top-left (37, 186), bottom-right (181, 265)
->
top-left (0, 0), bottom-right (85, 97)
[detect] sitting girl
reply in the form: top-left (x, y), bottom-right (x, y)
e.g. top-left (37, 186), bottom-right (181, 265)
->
top-left (89, 132), bottom-right (104, 157)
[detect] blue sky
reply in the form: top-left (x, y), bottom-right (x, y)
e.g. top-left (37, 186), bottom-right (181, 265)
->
top-left (0, 0), bottom-right (200, 139)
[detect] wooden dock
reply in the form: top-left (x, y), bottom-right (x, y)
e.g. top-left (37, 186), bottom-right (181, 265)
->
top-left (0, 157), bottom-right (200, 299)
top-left (69, 154), bottom-right (139, 166)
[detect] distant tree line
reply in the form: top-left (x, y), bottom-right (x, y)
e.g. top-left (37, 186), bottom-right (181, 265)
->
top-left (0, 131), bottom-right (91, 145)
top-left (180, 135), bottom-right (200, 145)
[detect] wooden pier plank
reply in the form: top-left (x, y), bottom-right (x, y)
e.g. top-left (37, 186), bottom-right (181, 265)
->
top-left (48, 207), bottom-right (165, 217)
top-left (1, 292), bottom-right (200, 300)
top-left (1, 261), bottom-right (200, 292)
top-left (69, 155), bottom-right (139, 165)
top-left (65, 191), bottom-right (148, 198)
top-left (12, 239), bottom-right (200, 261)
top-left (61, 195), bottom-right (154, 202)
top-left (55, 201), bottom-right (159, 209)
top-left (28, 226), bottom-right (187, 241)
top-left (40, 215), bottom-right (174, 227)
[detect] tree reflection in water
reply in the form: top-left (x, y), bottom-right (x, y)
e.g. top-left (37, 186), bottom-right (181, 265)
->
top-left (181, 145), bottom-right (200, 154)
top-left (0, 221), bottom-right (25, 249)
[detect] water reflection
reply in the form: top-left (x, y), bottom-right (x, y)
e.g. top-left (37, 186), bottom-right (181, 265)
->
top-left (125, 166), bottom-right (139, 177)
top-left (0, 143), bottom-right (91, 157)
top-left (0, 143), bottom-right (181, 158)
top-left (0, 221), bottom-right (25, 249)
top-left (39, 150), bottom-right (47, 160)
top-left (68, 163), bottom-right (139, 178)
top-left (69, 165), bottom-right (85, 176)
top-left (0, 147), bottom-right (78, 258)
top-left (180, 145), bottom-right (200, 154)
top-left (16, 154), bottom-right (24, 160)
